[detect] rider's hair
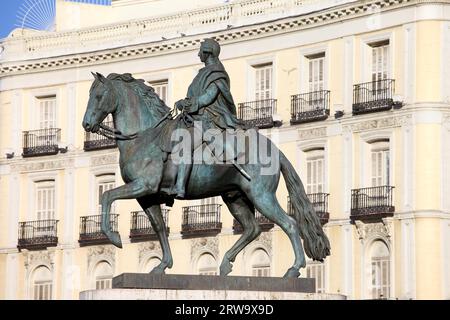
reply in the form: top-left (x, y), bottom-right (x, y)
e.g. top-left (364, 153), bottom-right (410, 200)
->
top-left (201, 38), bottom-right (220, 57)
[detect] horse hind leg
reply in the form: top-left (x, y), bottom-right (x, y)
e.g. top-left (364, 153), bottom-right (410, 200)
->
top-left (137, 197), bottom-right (173, 275)
top-left (220, 192), bottom-right (261, 276)
top-left (246, 191), bottom-right (306, 278)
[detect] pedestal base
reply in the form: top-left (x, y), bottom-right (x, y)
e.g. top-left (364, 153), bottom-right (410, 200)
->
top-left (80, 288), bottom-right (346, 300)
top-left (80, 273), bottom-right (346, 300)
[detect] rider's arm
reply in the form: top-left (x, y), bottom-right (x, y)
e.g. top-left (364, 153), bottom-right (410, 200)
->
top-left (187, 82), bottom-right (219, 113)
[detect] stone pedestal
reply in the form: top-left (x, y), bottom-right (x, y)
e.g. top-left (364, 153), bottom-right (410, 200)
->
top-left (79, 273), bottom-right (346, 300)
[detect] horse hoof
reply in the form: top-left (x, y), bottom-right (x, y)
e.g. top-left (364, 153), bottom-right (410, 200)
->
top-left (107, 232), bottom-right (123, 248)
top-left (283, 267), bottom-right (300, 278)
top-left (149, 266), bottom-right (166, 275)
top-left (219, 262), bottom-right (233, 276)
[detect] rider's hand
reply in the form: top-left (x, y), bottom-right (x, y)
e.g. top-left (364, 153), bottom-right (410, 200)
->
top-left (175, 99), bottom-right (185, 111)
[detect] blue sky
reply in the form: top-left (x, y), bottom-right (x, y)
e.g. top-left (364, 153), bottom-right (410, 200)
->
top-left (0, 0), bottom-right (111, 39)
top-left (0, 0), bottom-right (23, 38)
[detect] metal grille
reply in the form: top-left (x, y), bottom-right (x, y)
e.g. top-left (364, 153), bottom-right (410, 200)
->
top-left (22, 128), bottom-right (61, 157)
top-left (290, 90), bottom-right (330, 124)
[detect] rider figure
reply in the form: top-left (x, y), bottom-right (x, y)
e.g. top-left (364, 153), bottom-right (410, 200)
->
top-left (171, 38), bottom-right (244, 198)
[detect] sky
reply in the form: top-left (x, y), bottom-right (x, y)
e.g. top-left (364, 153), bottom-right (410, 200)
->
top-left (0, 0), bottom-right (111, 39)
top-left (0, 0), bottom-right (23, 39)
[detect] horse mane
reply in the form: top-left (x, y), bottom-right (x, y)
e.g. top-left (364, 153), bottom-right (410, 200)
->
top-left (106, 73), bottom-right (171, 120)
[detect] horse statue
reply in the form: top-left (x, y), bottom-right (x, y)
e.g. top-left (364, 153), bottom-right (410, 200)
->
top-left (82, 72), bottom-right (330, 278)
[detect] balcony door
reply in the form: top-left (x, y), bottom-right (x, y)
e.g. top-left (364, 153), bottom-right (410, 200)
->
top-left (36, 181), bottom-right (55, 221)
top-left (308, 54), bottom-right (325, 110)
top-left (306, 150), bottom-right (325, 194)
top-left (97, 176), bottom-right (116, 215)
top-left (37, 96), bottom-right (57, 146)
top-left (371, 141), bottom-right (390, 187)
top-left (371, 41), bottom-right (390, 96)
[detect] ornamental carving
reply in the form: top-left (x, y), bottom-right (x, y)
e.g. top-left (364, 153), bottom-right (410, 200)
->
top-left (87, 245), bottom-right (116, 269)
top-left (23, 250), bottom-right (55, 270)
top-left (298, 127), bottom-right (327, 140)
top-left (355, 218), bottom-right (392, 241)
top-left (91, 153), bottom-right (118, 167)
top-left (138, 241), bottom-right (162, 265)
top-left (191, 237), bottom-right (219, 261)
top-left (11, 159), bottom-right (74, 173)
top-left (350, 115), bottom-right (413, 132)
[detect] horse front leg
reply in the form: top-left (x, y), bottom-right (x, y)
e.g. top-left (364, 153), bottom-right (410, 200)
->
top-left (101, 176), bottom-right (161, 248)
top-left (137, 198), bottom-right (173, 274)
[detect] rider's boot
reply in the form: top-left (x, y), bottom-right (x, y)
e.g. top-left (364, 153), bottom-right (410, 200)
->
top-left (172, 163), bottom-right (193, 198)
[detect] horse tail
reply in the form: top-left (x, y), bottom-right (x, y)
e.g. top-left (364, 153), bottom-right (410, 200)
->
top-left (280, 151), bottom-right (331, 261)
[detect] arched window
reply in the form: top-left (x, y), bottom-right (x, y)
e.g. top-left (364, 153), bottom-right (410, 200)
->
top-left (32, 266), bottom-right (52, 300)
top-left (251, 249), bottom-right (271, 277)
top-left (94, 261), bottom-right (113, 290)
top-left (370, 240), bottom-right (391, 299)
top-left (144, 257), bottom-right (161, 273)
top-left (197, 253), bottom-right (217, 275)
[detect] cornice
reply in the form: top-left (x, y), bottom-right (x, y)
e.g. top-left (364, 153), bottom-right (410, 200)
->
top-left (1, 0), bottom-right (446, 78)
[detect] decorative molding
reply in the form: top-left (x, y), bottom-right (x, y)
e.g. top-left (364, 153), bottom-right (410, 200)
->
top-left (91, 154), bottom-right (119, 167)
top-left (349, 115), bottom-right (412, 132)
top-left (297, 127), bottom-right (327, 140)
top-left (2, 0), bottom-right (446, 77)
top-left (11, 159), bottom-right (74, 173)
top-left (190, 237), bottom-right (219, 262)
top-left (23, 250), bottom-right (55, 270)
top-left (354, 219), bottom-right (392, 241)
top-left (138, 241), bottom-right (162, 265)
top-left (87, 245), bottom-right (116, 270)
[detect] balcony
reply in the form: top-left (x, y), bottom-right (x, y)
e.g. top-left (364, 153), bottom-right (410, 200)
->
top-left (238, 99), bottom-right (279, 129)
top-left (352, 79), bottom-right (402, 115)
top-left (129, 209), bottom-right (170, 242)
top-left (84, 121), bottom-right (117, 151)
top-left (79, 214), bottom-right (119, 247)
top-left (290, 90), bottom-right (330, 125)
top-left (22, 128), bottom-right (61, 157)
top-left (288, 193), bottom-right (330, 225)
top-left (181, 204), bottom-right (222, 238)
top-left (18, 219), bottom-right (58, 251)
top-left (233, 210), bottom-right (274, 234)
top-left (351, 186), bottom-right (395, 223)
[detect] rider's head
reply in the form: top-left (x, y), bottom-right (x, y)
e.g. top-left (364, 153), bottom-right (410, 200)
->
top-left (199, 38), bottom-right (220, 62)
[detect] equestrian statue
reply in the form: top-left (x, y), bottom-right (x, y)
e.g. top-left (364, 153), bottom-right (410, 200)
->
top-left (82, 38), bottom-right (330, 278)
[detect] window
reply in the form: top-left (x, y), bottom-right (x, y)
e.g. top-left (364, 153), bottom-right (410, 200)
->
top-left (94, 261), bottom-right (113, 290)
top-left (32, 266), bottom-right (53, 300)
top-left (197, 253), bottom-right (217, 275)
top-left (251, 249), bottom-right (270, 277)
top-left (371, 40), bottom-right (390, 83)
top-left (306, 262), bottom-right (325, 293)
top-left (150, 80), bottom-right (168, 104)
top-left (97, 175), bottom-right (115, 214)
top-left (307, 53), bottom-right (325, 93)
top-left (254, 63), bottom-right (273, 101)
top-left (370, 241), bottom-right (391, 299)
top-left (306, 149), bottom-right (324, 194)
top-left (370, 141), bottom-right (390, 187)
top-left (36, 181), bottom-right (55, 221)
top-left (38, 96), bottom-right (56, 129)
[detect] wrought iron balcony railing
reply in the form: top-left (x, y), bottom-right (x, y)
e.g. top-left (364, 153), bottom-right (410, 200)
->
top-left (84, 121), bottom-right (117, 151)
top-left (22, 128), bottom-right (61, 157)
top-left (181, 204), bottom-right (222, 238)
top-left (233, 210), bottom-right (274, 233)
top-left (238, 99), bottom-right (278, 129)
top-left (18, 219), bottom-right (58, 251)
top-left (129, 209), bottom-right (170, 242)
top-left (79, 214), bottom-right (119, 246)
top-left (290, 90), bottom-right (330, 125)
top-left (288, 193), bottom-right (330, 225)
top-left (352, 79), bottom-right (401, 115)
top-left (351, 186), bottom-right (395, 222)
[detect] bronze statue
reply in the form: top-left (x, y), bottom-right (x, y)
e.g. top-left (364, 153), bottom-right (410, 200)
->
top-left (82, 39), bottom-right (330, 278)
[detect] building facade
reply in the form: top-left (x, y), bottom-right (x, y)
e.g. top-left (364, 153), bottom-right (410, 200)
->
top-left (0, 0), bottom-right (449, 300)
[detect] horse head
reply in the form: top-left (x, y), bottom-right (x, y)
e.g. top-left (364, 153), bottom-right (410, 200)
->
top-left (82, 72), bottom-right (118, 134)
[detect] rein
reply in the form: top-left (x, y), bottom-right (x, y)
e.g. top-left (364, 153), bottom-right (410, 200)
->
top-left (97, 108), bottom-right (178, 141)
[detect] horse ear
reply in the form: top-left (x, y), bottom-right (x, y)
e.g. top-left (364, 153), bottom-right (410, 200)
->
top-left (91, 71), bottom-right (98, 80)
top-left (96, 72), bottom-right (107, 83)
